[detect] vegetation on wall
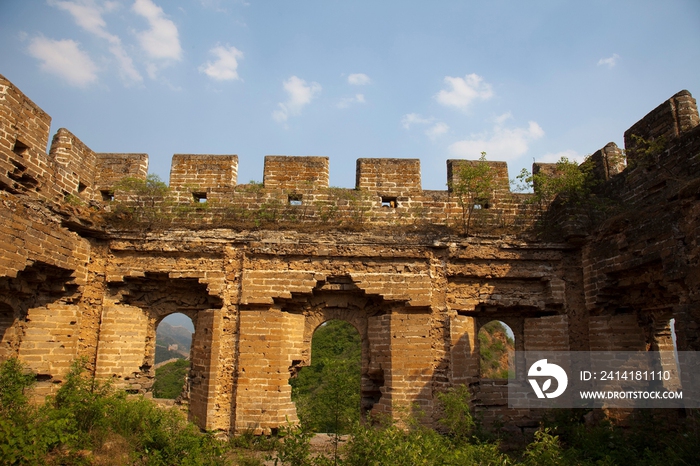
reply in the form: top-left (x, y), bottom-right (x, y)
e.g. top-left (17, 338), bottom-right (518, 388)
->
top-left (109, 174), bottom-right (173, 229)
top-left (98, 154), bottom-right (622, 237)
top-left (512, 155), bottom-right (622, 236)
top-left (448, 152), bottom-right (497, 235)
top-left (479, 320), bottom-right (515, 379)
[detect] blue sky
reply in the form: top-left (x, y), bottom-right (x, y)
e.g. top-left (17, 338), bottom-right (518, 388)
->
top-left (1, 0), bottom-right (699, 190)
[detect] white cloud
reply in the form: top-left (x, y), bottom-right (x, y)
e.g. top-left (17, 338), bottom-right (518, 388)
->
top-left (426, 122), bottom-right (449, 140)
top-left (401, 113), bottom-right (433, 129)
top-left (449, 121), bottom-right (544, 161)
top-left (272, 76), bottom-right (322, 123)
top-left (132, 0), bottom-right (182, 63)
top-left (49, 0), bottom-right (142, 84)
top-left (199, 45), bottom-right (244, 81)
top-left (401, 113), bottom-right (448, 139)
top-left (597, 53), bottom-right (620, 68)
top-left (494, 112), bottom-right (512, 125)
top-left (348, 73), bottom-right (371, 85)
top-left (337, 93), bottom-right (365, 109)
top-left (49, 0), bottom-right (110, 39)
top-left (108, 44), bottom-right (142, 83)
top-left (436, 73), bottom-right (493, 110)
top-left (28, 37), bottom-right (98, 87)
top-left (537, 149), bottom-right (582, 164)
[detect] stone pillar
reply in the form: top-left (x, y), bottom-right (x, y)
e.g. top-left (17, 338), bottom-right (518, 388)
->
top-left (233, 309), bottom-right (305, 434)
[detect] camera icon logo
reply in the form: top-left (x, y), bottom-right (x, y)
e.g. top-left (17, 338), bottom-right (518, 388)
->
top-left (528, 359), bottom-right (568, 399)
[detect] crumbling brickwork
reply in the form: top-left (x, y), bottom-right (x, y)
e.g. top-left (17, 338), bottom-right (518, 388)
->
top-left (0, 71), bottom-right (698, 436)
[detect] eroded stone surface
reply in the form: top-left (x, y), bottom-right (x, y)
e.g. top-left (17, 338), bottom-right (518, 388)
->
top-left (1, 72), bottom-right (698, 435)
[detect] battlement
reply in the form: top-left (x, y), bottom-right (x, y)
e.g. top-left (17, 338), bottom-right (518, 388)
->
top-left (264, 156), bottom-right (329, 190)
top-left (447, 159), bottom-right (510, 192)
top-left (355, 158), bottom-right (421, 195)
top-left (624, 90), bottom-right (699, 163)
top-left (170, 154), bottom-right (238, 202)
top-left (0, 74), bottom-right (149, 203)
top-left (1, 72), bottom-right (699, 232)
top-left (95, 153), bottom-right (149, 200)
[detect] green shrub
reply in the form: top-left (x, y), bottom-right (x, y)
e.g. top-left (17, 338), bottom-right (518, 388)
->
top-left (0, 358), bottom-right (228, 465)
top-left (0, 358), bottom-right (34, 419)
top-left (521, 428), bottom-right (565, 466)
top-left (436, 384), bottom-right (475, 443)
top-left (269, 423), bottom-right (313, 466)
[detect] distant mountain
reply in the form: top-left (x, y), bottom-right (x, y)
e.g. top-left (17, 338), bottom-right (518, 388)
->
top-left (155, 321), bottom-right (192, 364)
top-left (161, 313), bottom-right (195, 332)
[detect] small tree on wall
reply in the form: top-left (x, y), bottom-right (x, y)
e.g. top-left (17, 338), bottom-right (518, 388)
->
top-left (513, 155), bottom-right (610, 232)
top-left (110, 174), bottom-right (172, 229)
top-left (449, 152), bottom-right (496, 235)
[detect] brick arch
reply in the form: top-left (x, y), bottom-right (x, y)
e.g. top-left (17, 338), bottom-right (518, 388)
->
top-left (276, 275), bottom-right (403, 421)
top-left (289, 305), bottom-right (385, 418)
top-left (98, 273), bottom-right (224, 427)
top-left (300, 307), bottom-right (368, 363)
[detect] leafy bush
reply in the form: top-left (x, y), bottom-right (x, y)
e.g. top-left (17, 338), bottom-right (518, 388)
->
top-left (436, 384), bottom-right (475, 443)
top-left (0, 357), bottom-right (228, 466)
top-left (343, 420), bottom-right (510, 466)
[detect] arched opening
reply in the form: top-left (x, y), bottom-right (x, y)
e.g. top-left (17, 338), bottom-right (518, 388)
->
top-left (153, 312), bottom-right (194, 399)
top-left (478, 320), bottom-right (515, 379)
top-left (290, 319), bottom-right (362, 433)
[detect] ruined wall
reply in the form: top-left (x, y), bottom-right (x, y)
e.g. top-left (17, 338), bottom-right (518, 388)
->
top-left (0, 73), bottom-right (698, 437)
top-left (110, 151), bottom-right (537, 233)
top-left (583, 91), bottom-right (700, 354)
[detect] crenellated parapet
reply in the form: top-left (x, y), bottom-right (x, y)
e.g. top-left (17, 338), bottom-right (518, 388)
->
top-left (170, 154), bottom-right (238, 202)
top-left (356, 158), bottom-right (421, 195)
top-left (2, 71), bottom-right (699, 236)
top-left (624, 90), bottom-right (699, 164)
top-left (0, 74), bottom-right (53, 197)
top-left (95, 153), bottom-right (149, 200)
top-left (264, 156), bottom-right (329, 190)
top-left (0, 74), bottom-right (149, 204)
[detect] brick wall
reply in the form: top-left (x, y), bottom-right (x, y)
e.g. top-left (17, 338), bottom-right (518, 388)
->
top-left (624, 90), bottom-right (699, 163)
top-left (263, 156), bottom-right (329, 190)
top-left (0, 74), bottom-right (52, 196)
top-left (95, 305), bottom-right (149, 390)
top-left (450, 315), bottom-right (478, 385)
top-left (170, 154), bottom-right (238, 203)
top-left (94, 153), bottom-right (148, 200)
top-left (48, 128), bottom-right (98, 200)
top-left (356, 158), bottom-right (421, 195)
top-left (234, 309), bottom-right (305, 434)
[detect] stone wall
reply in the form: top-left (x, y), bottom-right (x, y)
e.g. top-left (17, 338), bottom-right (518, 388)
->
top-left (0, 73), bottom-right (698, 438)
